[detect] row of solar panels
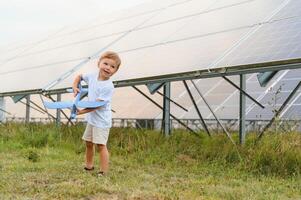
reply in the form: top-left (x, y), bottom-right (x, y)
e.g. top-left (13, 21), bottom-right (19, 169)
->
top-left (0, 0), bottom-right (301, 121)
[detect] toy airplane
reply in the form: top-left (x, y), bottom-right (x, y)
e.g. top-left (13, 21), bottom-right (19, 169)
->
top-left (44, 83), bottom-right (107, 119)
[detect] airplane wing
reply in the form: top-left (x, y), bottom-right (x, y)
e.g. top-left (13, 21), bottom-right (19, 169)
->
top-left (44, 101), bottom-right (74, 109)
top-left (76, 101), bottom-right (107, 108)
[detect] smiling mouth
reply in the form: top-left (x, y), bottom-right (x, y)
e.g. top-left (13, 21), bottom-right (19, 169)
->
top-left (103, 70), bottom-right (110, 74)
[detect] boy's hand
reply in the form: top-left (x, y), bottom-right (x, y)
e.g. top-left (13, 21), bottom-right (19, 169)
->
top-left (73, 87), bottom-right (80, 97)
top-left (76, 108), bottom-right (82, 115)
top-left (72, 74), bottom-right (82, 96)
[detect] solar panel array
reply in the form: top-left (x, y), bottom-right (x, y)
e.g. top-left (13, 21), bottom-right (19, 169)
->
top-left (1, 0), bottom-right (301, 122)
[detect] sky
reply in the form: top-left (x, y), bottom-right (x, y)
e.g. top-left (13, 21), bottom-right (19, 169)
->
top-left (0, 0), bottom-right (148, 47)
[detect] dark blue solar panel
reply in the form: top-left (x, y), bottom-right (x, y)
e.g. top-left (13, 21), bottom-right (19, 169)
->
top-left (219, 0), bottom-right (301, 67)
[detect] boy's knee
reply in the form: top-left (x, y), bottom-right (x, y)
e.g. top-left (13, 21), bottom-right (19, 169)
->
top-left (97, 144), bottom-right (106, 148)
top-left (86, 141), bottom-right (94, 148)
top-left (97, 144), bottom-right (107, 151)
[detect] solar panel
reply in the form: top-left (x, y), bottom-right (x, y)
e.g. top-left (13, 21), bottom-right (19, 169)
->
top-left (2, 0), bottom-right (297, 95)
top-left (218, 0), bottom-right (301, 67)
top-left (0, 59), bottom-right (82, 93)
top-left (146, 2), bottom-right (300, 122)
top-left (1, 0), bottom-right (301, 124)
top-left (53, 1), bottom-right (292, 88)
top-left (0, 28), bottom-right (67, 65)
top-left (52, 27), bottom-right (249, 90)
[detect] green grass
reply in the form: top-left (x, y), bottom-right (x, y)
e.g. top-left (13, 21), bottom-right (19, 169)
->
top-left (0, 123), bottom-right (300, 199)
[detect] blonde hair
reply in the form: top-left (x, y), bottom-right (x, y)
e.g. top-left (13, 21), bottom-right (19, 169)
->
top-left (99, 51), bottom-right (121, 69)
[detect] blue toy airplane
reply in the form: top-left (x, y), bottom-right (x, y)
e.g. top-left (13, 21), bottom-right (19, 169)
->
top-left (44, 83), bottom-right (107, 119)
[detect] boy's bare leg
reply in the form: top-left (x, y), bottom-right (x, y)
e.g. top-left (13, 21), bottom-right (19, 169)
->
top-left (97, 144), bottom-right (109, 173)
top-left (85, 141), bottom-right (94, 168)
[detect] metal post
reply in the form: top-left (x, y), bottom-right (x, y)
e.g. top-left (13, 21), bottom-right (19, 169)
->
top-left (163, 82), bottom-right (171, 136)
top-left (0, 97), bottom-right (5, 122)
top-left (26, 95), bottom-right (30, 123)
top-left (239, 74), bottom-right (246, 144)
top-left (156, 91), bottom-right (188, 112)
top-left (56, 94), bottom-right (61, 126)
top-left (132, 86), bottom-right (198, 135)
top-left (223, 76), bottom-right (264, 109)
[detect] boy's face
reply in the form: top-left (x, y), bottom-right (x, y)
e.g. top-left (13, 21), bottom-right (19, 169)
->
top-left (98, 58), bottom-right (118, 79)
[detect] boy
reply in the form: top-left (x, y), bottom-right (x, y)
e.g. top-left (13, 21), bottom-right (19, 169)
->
top-left (72, 51), bottom-right (121, 176)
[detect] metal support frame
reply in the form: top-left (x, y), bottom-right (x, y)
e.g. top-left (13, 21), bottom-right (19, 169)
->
top-left (0, 108), bottom-right (11, 116)
top-left (156, 91), bottom-right (188, 112)
top-left (162, 82), bottom-right (171, 136)
top-left (29, 100), bottom-right (55, 118)
top-left (12, 95), bottom-right (26, 103)
top-left (28, 100), bottom-right (47, 114)
top-left (25, 95), bottom-right (30, 123)
top-left (56, 94), bottom-right (61, 126)
top-left (146, 82), bottom-right (165, 94)
top-left (257, 71), bottom-right (278, 87)
top-left (19, 98), bottom-right (57, 121)
top-left (39, 94), bottom-right (56, 123)
top-left (147, 82), bottom-right (188, 112)
top-left (257, 81), bottom-right (301, 141)
top-left (222, 76), bottom-right (265, 109)
top-left (23, 95), bottom-right (57, 123)
top-left (132, 86), bottom-right (198, 136)
top-left (183, 80), bottom-right (210, 136)
top-left (114, 59), bottom-right (301, 88)
top-left (190, 80), bottom-right (235, 144)
top-left (1, 59), bottom-right (301, 98)
top-left (239, 74), bottom-right (246, 145)
top-left (19, 100), bottom-right (45, 115)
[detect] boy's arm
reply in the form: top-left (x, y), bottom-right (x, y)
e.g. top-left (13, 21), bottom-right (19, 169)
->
top-left (72, 74), bottom-right (82, 97)
top-left (77, 99), bottom-right (104, 115)
top-left (77, 108), bottom-right (98, 115)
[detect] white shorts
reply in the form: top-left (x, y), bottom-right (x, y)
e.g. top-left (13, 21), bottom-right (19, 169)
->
top-left (82, 123), bottom-right (110, 145)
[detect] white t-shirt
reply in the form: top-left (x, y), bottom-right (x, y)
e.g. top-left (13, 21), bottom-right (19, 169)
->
top-left (82, 72), bottom-right (114, 128)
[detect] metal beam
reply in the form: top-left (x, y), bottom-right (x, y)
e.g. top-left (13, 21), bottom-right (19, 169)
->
top-left (11, 95), bottom-right (26, 103)
top-left (25, 99), bottom-right (57, 121)
top-left (223, 76), bottom-right (264, 109)
top-left (132, 86), bottom-right (198, 136)
top-left (190, 80), bottom-right (235, 144)
top-left (146, 82), bottom-right (165, 94)
top-left (19, 100), bottom-right (47, 115)
top-left (25, 95), bottom-right (30, 123)
top-left (239, 74), bottom-right (246, 145)
top-left (56, 94), bottom-right (61, 126)
top-left (1, 59), bottom-right (301, 98)
top-left (0, 97), bottom-right (8, 121)
top-left (156, 91), bottom-right (188, 112)
top-left (183, 80), bottom-right (210, 137)
top-left (114, 59), bottom-right (301, 88)
top-left (0, 89), bottom-right (42, 98)
top-left (28, 100), bottom-right (48, 115)
top-left (257, 81), bottom-right (301, 141)
top-left (163, 82), bottom-right (171, 136)
top-left (257, 71), bottom-right (278, 87)
top-left (0, 108), bottom-right (11, 116)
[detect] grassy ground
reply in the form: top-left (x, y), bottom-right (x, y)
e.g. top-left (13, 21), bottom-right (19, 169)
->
top-left (0, 123), bottom-right (300, 200)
